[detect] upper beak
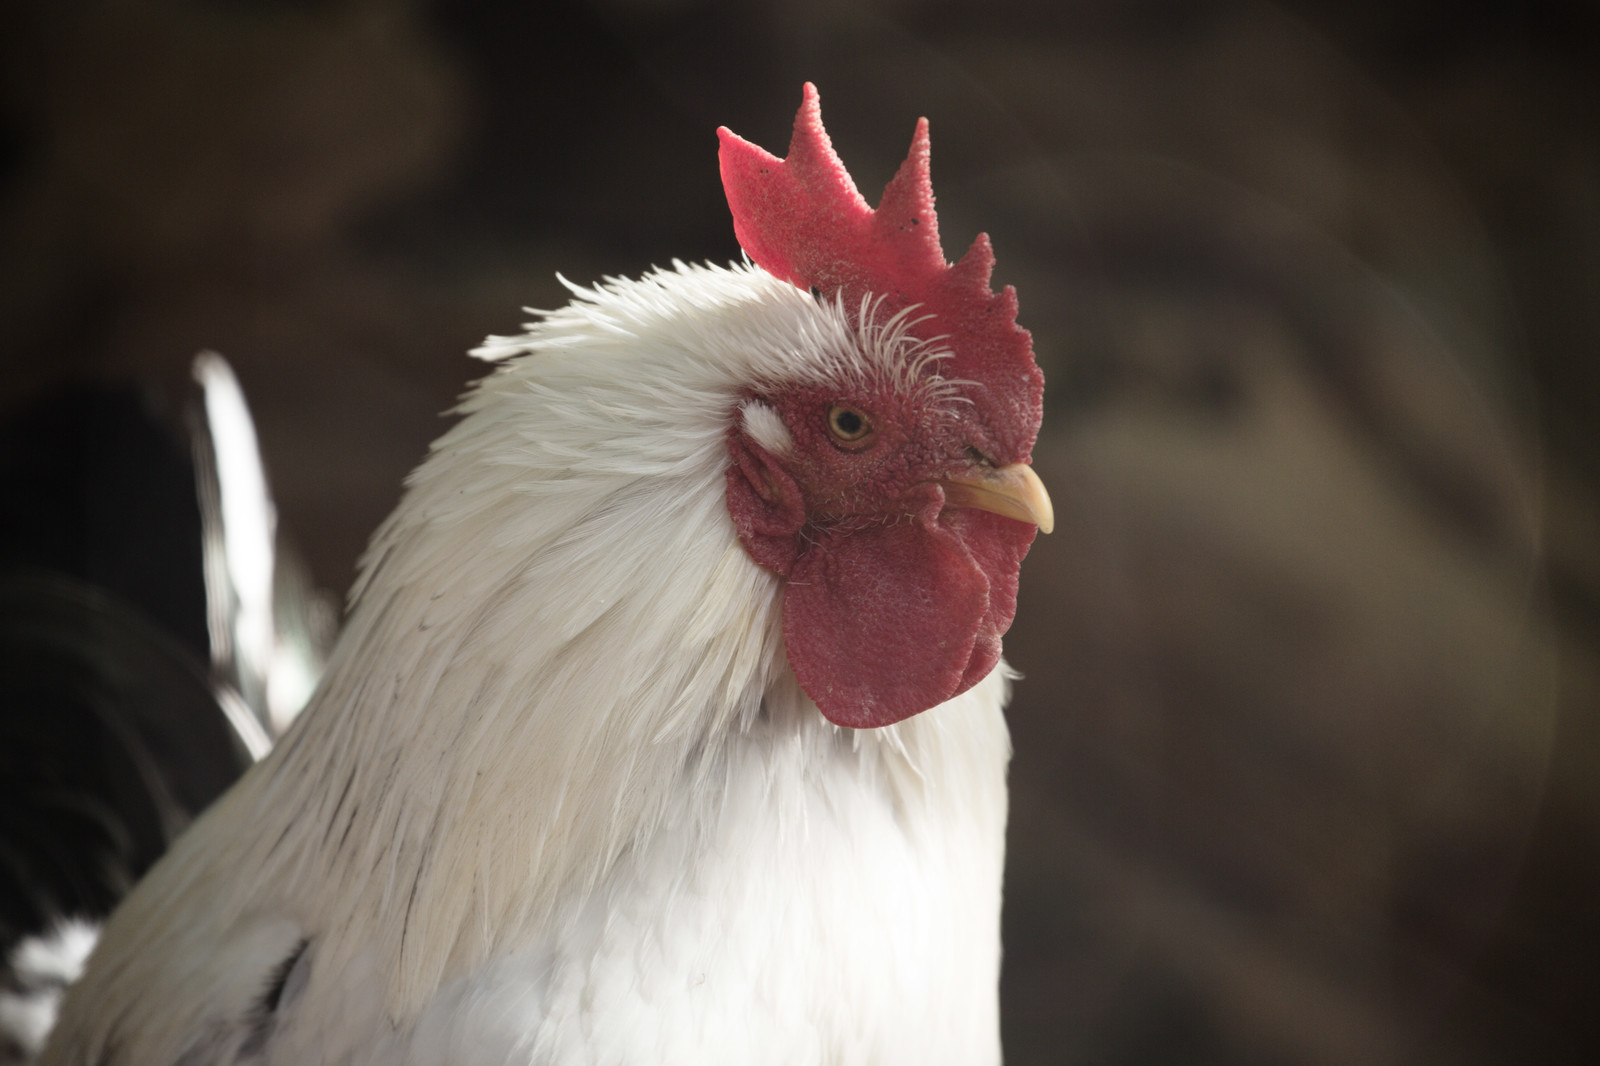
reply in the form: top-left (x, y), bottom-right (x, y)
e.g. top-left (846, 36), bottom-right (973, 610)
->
top-left (937, 462), bottom-right (1054, 534)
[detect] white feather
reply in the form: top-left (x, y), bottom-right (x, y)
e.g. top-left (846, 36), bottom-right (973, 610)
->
top-left (0, 919), bottom-right (98, 1063)
top-left (42, 261), bottom-right (1011, 1066)
top-left (739, 398), bottom-right (793, 457)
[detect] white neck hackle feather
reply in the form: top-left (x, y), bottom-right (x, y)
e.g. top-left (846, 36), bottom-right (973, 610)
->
top-left (46, 261), bottom-right (1011, 1064)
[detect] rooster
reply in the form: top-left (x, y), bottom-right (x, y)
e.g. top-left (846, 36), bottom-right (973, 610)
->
top-left (40, 83), bottom-right (1049, 1065)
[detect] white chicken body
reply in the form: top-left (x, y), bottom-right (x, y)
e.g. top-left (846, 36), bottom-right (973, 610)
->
top-left (42, 262), bottom-right (1011, 1065)
top-left (396, 670), bottom-right (1009, 1066)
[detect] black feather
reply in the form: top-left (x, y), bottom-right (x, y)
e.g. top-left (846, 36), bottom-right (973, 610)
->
top-left (238, 938), bottom-right (310, 1058)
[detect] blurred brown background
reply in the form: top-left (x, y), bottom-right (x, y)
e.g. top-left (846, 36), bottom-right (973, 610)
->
top-left (2, 0), bottom-right (1597, 1062)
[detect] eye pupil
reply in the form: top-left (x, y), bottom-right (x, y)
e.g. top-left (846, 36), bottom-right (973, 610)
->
top-left (826, 405), bottom-right (872, 444)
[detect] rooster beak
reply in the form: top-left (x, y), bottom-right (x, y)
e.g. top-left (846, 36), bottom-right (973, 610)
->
top-left (937, 463), bottom-right (1055, 534)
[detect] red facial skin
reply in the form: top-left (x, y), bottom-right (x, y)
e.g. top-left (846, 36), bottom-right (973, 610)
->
top-left (725, 383), bottom-right (1037, 729)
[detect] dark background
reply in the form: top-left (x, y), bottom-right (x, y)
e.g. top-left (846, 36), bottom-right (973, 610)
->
top-left (2, 1), bottom-right (1597, 1062)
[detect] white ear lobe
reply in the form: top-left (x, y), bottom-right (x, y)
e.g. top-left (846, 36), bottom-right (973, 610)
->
top-left (740, 399), bottom-right (794, 457)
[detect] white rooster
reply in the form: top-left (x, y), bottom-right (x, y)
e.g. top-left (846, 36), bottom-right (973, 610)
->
top-left (41, 83), bottom-right (1050, 1065)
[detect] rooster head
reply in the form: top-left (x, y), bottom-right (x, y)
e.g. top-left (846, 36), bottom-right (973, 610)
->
top-left (719, 84), bottom-right (1050, 729)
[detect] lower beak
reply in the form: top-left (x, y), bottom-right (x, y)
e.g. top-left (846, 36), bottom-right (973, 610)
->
top-left (937, 463), bottom-right (1054, 534)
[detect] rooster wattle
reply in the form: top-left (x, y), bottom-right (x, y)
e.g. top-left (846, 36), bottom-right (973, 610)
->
top-left (41, 83), bottom-right (1049, 1066)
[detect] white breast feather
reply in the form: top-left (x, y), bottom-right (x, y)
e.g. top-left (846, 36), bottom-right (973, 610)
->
top-left (41, 261), bottom-right (1012, 1066)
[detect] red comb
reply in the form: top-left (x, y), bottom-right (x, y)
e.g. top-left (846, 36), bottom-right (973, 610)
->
top-left (717, 83), bottom-right (1041, 457)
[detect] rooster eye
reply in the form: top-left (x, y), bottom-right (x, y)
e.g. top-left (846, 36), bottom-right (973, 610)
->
top-left (825, 404), bottom-right (874, 447)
